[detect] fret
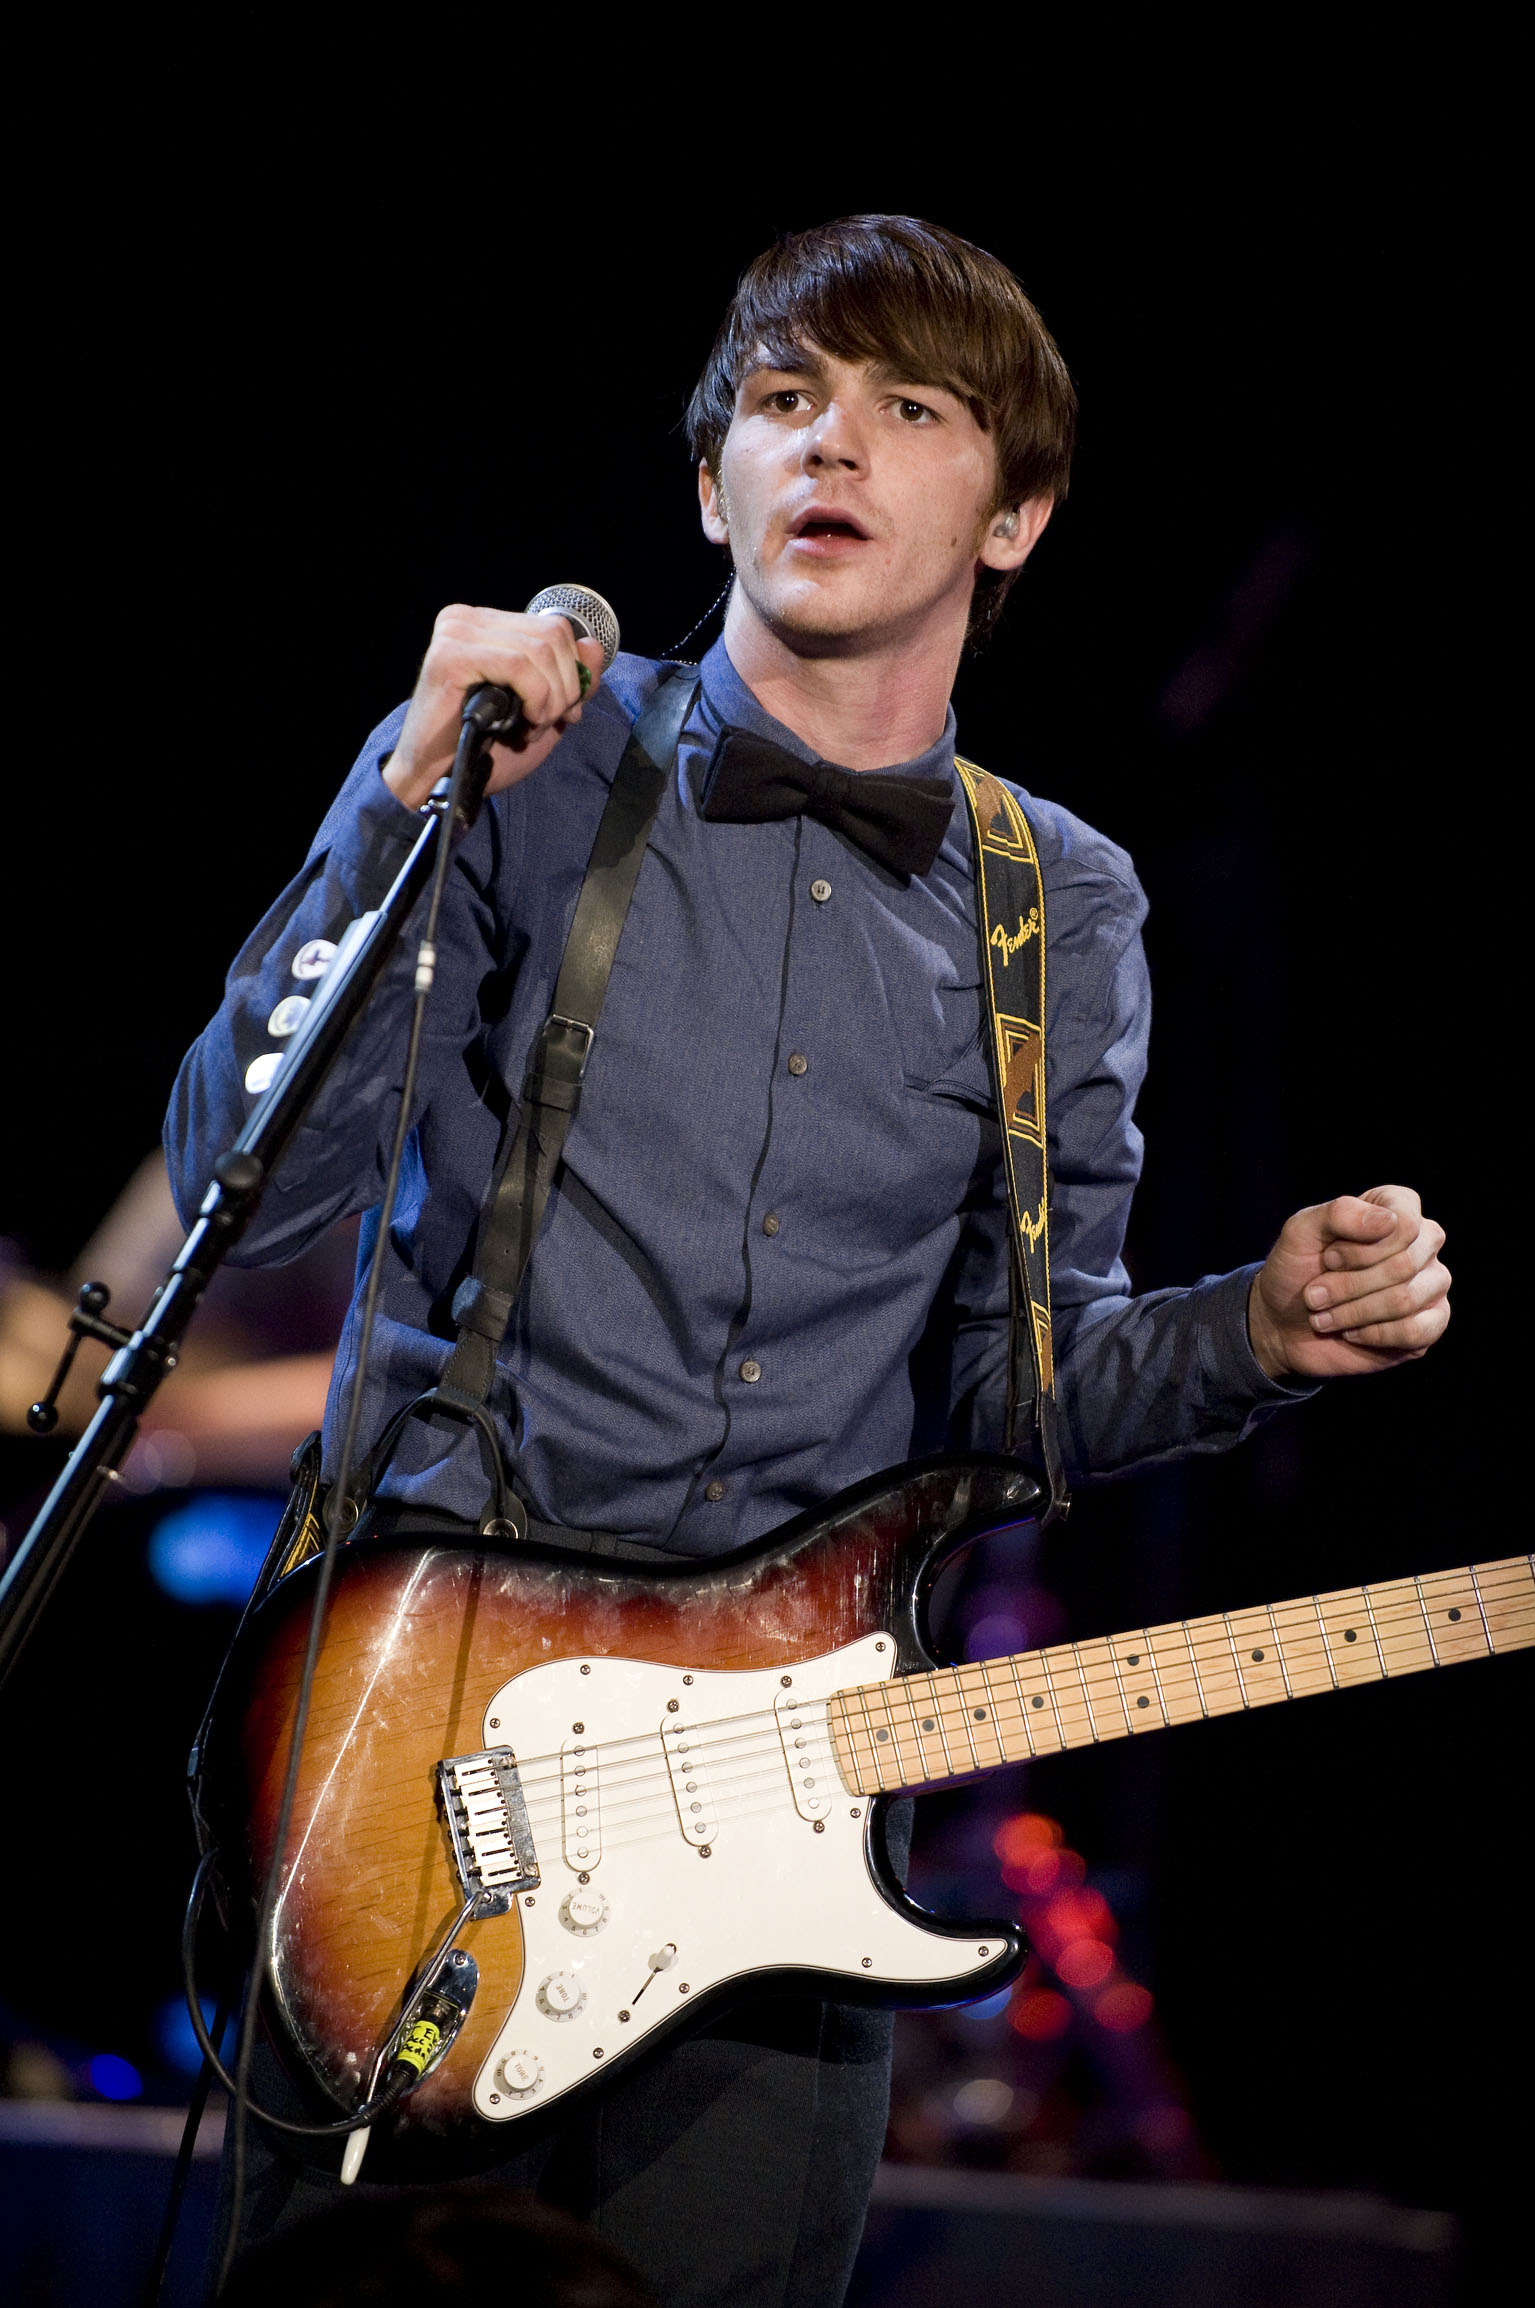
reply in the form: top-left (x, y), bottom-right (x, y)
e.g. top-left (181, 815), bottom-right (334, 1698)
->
top-left (1038, 1646), bottom-right (1071, 1750)
top-left (1070, 1640), bottom-right (1106, 1742)
top-left (852, 1684), bottom-right (901, 1790)
top-left (1359, 1583), bottom-right (1390, 1677)
top-left (1144, 1624), bottom-right (1205, 1726)
top-left (1110, 1632), bottom-right (1167, 1729)
top-left (998, 1653), bottom-right (1041, 1760)
top-left (1266, 1597), bottom-right (1335, 1699)
top-left (1470, 1557), bottom-right (1535, 1650)
top-left (1313, 1586), bottom-right (1388, 1686)
top-left (1264, 1604), bottom-right (1294, 1698)
top-left (980, 1659), bottom-right (1033, 1766)
top-left (872, 1678), bottom-right (925, 1787)
top-left (1311, 1594), bottom-right (1341, 1690)
top-left (1180, 1619), bottom-right (1212, 1717)
top-left (953, 1663), bottom-right (1010, 1769)
top-left (922, 1674), bottom-right (958, 1779)
top-left (826, 1694), bottom-right (866, 1794)
top-left (1426, 1564), bottom-right (1507, 1663)
top-left (1367, 1575), bottom-right (1434, 1675)
top-left (1222, 1613), bottom-right (1252, 1708)
top-left (895, 1677), bottom-right (940, 1786)
top-left (1219, 1607), bottom-right (1290, 1708)
top-left (1006, 1648), bottom-right (1063, 1753)
top-left (1076, 1637), bottom-right (1133, 1740)
top-left (947, 1670), bottom-right (984, 1772)
top-left (1414, 1576), bottom-right (1441, 1667)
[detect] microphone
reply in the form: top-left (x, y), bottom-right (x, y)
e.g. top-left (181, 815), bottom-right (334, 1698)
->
top-left (462, 584), bottom-right (621, 741)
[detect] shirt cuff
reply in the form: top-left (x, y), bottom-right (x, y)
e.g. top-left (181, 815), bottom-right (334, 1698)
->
top-left (1203, 1262), bottom-right (1320, 1405)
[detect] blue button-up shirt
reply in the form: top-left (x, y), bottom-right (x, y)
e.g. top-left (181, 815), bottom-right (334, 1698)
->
top-left (165, 639), bottom-right (1303, 1554)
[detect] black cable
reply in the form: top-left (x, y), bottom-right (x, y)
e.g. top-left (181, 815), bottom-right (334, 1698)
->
top-left (142, 1981), bottom-right (233, 2308)
top-left (213, 716), bottom-right (489, 2293)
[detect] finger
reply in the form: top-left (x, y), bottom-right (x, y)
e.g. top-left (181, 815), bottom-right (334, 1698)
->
top-left (1309, 1260), bottom-right (1451, 1335)
top-left (1335, 1294), bottom-right (1452, 1353)
top-left (1309, 1223), bottom-right (1445, 1306)
top-left (1314, 1194), bottom-right (1402, 1257)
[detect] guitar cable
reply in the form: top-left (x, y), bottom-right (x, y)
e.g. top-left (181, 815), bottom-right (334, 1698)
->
top-left (205, 710), bottom-right (491, 2295)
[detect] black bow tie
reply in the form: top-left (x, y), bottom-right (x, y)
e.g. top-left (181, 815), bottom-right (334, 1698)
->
top-left (699, 727), bottom-right (954, 878)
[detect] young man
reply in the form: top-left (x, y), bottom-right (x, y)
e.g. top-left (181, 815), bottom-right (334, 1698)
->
top-left (168, 217), bottom-right (1449, 2307)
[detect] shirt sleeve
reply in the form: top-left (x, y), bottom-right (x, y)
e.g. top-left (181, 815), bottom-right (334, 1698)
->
top-left (942, 838), bottom-right (1312, 1480)
top-left (163, 707), bottom-right (509, 1264)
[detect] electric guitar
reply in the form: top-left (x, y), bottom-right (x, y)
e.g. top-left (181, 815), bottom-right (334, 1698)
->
top-left (193, 1454), bottom-right (1534, 2180)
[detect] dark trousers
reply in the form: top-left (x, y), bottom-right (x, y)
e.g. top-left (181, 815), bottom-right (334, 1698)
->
top-left (218, 1992), bottom-right (894, 2308)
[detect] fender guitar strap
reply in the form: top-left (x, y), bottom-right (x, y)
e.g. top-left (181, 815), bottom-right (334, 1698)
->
top-left (956, 758), bottom-right (1069, 1521)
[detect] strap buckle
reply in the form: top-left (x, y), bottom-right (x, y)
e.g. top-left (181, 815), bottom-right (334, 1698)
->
top-left (546, 1015), bottom-right (595, 1075)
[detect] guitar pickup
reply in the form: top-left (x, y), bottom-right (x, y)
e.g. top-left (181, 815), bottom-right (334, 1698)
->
top-left (561, 1739), bottom-right (601, 1872)
top-left (438, 1748), bottom-right (540, 1912)
top-left (663, 1716), bottom-right (717, 1848)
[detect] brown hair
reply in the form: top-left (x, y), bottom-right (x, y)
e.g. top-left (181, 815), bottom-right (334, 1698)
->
top-left (686, 215), bottom-right (1077, 642)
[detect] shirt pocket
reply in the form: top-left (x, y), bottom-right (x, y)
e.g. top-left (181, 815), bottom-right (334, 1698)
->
top-left (896, 967), bottom-right (992, 1112)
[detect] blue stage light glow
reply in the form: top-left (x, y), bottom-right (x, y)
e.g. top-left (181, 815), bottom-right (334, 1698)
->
top-left (89, 2052), bottom-right (144, 2100)
top-left (157, 1993), bottom-right (232, 2077)
top-left (147, 1492), bottom-right (284, 1605)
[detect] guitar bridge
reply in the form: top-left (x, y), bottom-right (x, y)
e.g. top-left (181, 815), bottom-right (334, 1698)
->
top-left (438, 1748), bottom-right (541, 1913)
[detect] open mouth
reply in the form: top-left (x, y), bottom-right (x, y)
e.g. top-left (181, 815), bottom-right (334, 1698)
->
top-left (788, 507), bottom-right (872, 547)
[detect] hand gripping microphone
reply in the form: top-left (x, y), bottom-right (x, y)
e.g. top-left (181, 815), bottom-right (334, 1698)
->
top-left (461, 583), bottom-right (622, 741)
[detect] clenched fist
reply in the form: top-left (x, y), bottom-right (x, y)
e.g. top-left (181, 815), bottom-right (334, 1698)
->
top-left (384, 603), bottom-right (606, 812)
top-left (1247, 1185), bottom-right (1450, 1383)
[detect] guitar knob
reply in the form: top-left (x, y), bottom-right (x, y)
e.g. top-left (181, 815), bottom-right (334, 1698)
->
top-left (536, 1971), bottom-right (587, 2020)
top-left (497, 2049), bottom-right (544, 2097)
top-left (560, 1888), bottom-right (610, 1935)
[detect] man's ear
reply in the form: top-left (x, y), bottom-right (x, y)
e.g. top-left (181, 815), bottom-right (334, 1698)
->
top-left (699, 461), bottom-right (730, 545)
top-left (977, 494), bottom-right (1053, 573)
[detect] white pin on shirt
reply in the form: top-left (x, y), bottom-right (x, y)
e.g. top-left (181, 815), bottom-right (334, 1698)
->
top-left (267, 994), bottom-right (311, 1037)
top-left (244, 1052), bottom-right (282, 1095)
top-left (292, 937), bottom-right (338, 980)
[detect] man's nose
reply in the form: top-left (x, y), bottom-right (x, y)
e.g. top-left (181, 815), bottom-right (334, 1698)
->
top-left (801, 399), bottom-right (865, 471)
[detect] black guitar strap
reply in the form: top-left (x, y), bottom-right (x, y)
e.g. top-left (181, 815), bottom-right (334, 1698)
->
top-left (348, 668), bottom-right (700, 1531)
top-left (955, 758), bottom-right (1069, 1522)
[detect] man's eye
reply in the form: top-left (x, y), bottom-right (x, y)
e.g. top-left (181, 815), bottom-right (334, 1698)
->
top-left (895, 398), bottom-right (935, 424)
top-left (764, 389), bottom-right (809, 413)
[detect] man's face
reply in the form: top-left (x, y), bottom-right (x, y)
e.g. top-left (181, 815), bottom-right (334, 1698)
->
top-left (700, 348), bottom-right (1033, 654)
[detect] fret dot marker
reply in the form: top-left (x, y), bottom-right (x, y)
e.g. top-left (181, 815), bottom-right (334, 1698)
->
top-left (1137, 1695), bottom-right (1150, 1708)
top-left (922, 1718), bottom-right (936, 1732)
top-left (875, 1729), bottom-right (889, 1744)
top-left (1126, 1654), bottom-right (1139, 1666)
top-left (1344, 1629), bottom-right (1357, 1642)
top-left (974, 1707), bottom-right (987, 1721)
top-left (1448, 1608), bottom-right (1462, 1622)
top-left (1031, 1696), bottom-right (1045, 1709)
top-left (1251, 1649), bottom-right (1264, 1662)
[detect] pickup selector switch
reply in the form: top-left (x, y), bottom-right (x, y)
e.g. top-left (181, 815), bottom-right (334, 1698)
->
top-left (537, 1971), bottom-right (587, 2021)
top-left (497, 2049), bottom-right (544, 2097)
top-left (560, 1888), bottom-right (610, 1936)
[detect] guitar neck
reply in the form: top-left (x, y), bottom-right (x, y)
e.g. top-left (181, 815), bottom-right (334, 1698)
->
top-left (827, 1553), bottom-right (1535, 1797)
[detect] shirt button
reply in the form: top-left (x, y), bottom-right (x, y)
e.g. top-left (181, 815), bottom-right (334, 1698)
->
top-left (809, 879), bottom-right (832, 903)
top-left (787, 1053), bottom-right (808, 1076)
top-left (705, 1480), bottom-right (726, 1502)
top-left (739, 1359), bottom-right (762, 1384)
top-left (762, 1212), bottom-right (780, 1237)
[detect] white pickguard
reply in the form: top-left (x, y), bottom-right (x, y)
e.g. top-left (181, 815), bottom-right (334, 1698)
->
top-left (471, 1635), bottom-right (1001, 2125)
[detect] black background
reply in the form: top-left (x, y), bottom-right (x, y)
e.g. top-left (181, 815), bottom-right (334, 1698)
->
top-left (2, 78), bottom-right (1524, 2301)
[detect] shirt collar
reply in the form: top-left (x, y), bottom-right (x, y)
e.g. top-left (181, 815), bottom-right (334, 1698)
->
top-left (697, 636), bottom-right (958, 787)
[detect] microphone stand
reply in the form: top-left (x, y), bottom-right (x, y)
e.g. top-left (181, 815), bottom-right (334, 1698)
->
top-left (0, 749), bottom-right (490, 1692)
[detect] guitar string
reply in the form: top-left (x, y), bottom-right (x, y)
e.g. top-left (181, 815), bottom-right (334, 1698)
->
top-left (461, 1571), bottom-right (1535, 1816)
top-left (455, 1591), bottom-right (1535, 1864)
top-left (445, 1591), bottom-right (1535, 1863)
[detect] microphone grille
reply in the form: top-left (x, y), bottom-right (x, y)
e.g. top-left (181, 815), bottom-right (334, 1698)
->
top-left (525, 583), bottom-right (621, 672)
